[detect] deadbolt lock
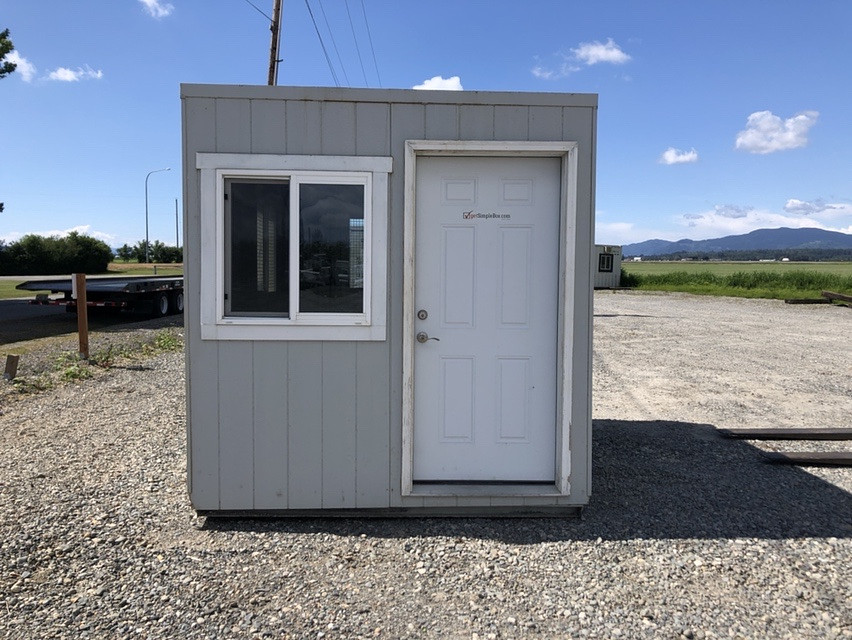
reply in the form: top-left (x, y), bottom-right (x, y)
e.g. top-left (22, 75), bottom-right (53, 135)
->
top-left (417, 309), bottom-right (428, 320)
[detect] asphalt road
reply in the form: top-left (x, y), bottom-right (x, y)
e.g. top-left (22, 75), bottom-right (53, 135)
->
top-left (0, 298), bottom-right (150, 345)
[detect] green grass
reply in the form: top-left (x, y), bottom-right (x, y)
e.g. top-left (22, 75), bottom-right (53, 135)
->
top-left (0, 281), bottom-right (34, 299)
top-left (621, 261), bottom-right (852, 299)
top-left (0, 262), bottom-right (183, 298)
top-left (623, 260), bottom-right (852, 277)
top-left (107, 261), bottom-right (183, 276)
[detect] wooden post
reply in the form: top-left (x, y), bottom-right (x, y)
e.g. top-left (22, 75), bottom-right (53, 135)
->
top-left (3, 355), bottom-right (19, 380)
top-left (74, 273), bottom-right (89, 360)
top-left (267, 0), bottom-right (283, 85)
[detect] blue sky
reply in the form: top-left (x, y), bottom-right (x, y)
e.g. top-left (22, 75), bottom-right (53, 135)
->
top-left (2, 0), bottom-right (851, 248)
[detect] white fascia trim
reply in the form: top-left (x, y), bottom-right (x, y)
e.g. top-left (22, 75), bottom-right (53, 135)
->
top-left (197, 152), bottom-right (392, 173)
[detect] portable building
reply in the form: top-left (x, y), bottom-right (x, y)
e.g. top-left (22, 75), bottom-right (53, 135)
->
top-left (181, 84), bottom-right (597, 515)
top-left (593, 245), bottom-right (623, 289)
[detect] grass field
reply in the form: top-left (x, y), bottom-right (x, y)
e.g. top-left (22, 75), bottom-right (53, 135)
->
top-left (623, 260), bottom-right (852, 277)
top-left (0, 263), bottom-right (183, 299)
top-left (621, 261), bottom-right (852, 299)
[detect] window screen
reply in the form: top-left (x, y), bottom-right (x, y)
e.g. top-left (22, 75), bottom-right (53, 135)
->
top-left (226, 179), bottom-right (290, 316)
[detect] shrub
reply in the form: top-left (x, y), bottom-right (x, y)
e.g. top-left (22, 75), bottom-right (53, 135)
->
top-left (0, 232), bottom-right (113, 275)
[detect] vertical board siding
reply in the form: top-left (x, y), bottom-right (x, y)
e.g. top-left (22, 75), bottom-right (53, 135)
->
top-left (459, 105), bottom-right (495, 140)
top-left (287, 342), bottom-right (324, 508)
top-left (217, 341), bottom-right (255, 508)
top-left (529, 106), bottom-right (563, 141)
top-left (321, 343), bottom-right (358, 507)
top-left (388, 103), bottom-right (426, 506)
top-left (321, 102), bottom-right (357, 155)
top-left (494, 106), bottom-right (529, 140)
top-left (253, 342), bottom-right (289, 509)
top-left (215, 99), bottom-right (252, 152)
top-left (188, 333), bottom-right (220, 509)
top-left (250, 99), bottom-right (286, 153)
top-left (183, 97), bottom-right (219, 509)
top-left (356, 102), bottom-right (391, 155)
top-left (355, 342), bottom-right (391, 507)
top-left (284, 100), bottom-right (322, 154)
top-left (425, 104), bottom-right (459, 140)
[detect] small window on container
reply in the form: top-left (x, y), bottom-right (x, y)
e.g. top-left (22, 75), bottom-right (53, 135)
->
top-left (598, 253), bottom-right (614, 273)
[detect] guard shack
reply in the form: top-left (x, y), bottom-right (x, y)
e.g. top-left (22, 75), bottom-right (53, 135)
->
top-left (593, 245), bottom-right (623, 289)
top-left (181, 84), bottom-right (597, 515)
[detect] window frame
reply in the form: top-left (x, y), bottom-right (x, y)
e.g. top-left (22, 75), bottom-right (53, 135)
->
top-left (197, 153), bottom-right (392, 341)
top-left (598, 252), bottom-right (614, 273)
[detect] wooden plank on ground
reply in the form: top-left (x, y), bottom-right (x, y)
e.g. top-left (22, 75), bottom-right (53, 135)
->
top-left (718, 428), bottom-right (852, 441)
top-left (761, 451), bottom-right (852, 467)
top-left (822, 290), bottom-right (852, 304)
top-left (784, 298), bottom-right (831, 305)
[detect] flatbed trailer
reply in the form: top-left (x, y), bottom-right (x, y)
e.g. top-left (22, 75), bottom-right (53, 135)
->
top-left (16, 275), bottom-right (184, 317)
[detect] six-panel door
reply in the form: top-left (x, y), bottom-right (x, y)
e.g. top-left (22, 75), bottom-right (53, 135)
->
top-left (412, 156), bottom-right (561, 482)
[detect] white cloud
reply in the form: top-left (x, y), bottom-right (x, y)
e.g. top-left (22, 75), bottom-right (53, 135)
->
top-left (139, 0), bottom-right (174, 19)
top-left (6, 50), bottom-right (37, 82)
top-left (597, 198), bottom-right (852, 245)
top-left (413, 75), bottom-right (463, 91)
top-left (47, 65), bottom-right (104, 82)
top-left (735, 110), bottom-right (819, 154)
top-left (784, 198), bottom-right (852, 218)
top-left (533, 38), bottom-right (630, 80)
top-left (572, 38), bottom-right (631, 65)
top-left (659, 147), bottom-right (698, 165)
top-left (674, 202), bottom-right (852, 240)
top-left (595, 221), bottom-right (643, 245)
top-left (713, 204), bottom-right (753, 219)
top-left (0, 225), bottom-right (116, 245)
top-left (531, 66), bottom-right (554, 80)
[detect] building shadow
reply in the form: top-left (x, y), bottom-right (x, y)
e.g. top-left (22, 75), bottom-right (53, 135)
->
top-left (202, 420), bottom-right (852, 543)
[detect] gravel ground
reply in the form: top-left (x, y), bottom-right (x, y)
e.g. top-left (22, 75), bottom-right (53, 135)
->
top-left (1, 291), bottom-right (850, 639)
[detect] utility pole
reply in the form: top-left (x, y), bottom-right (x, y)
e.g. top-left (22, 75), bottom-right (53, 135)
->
top-left (267, 0), bottom-right (283, 85)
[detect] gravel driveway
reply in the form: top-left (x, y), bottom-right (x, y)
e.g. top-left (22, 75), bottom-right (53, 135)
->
top-left (1, 291), bottom-right (850, 639)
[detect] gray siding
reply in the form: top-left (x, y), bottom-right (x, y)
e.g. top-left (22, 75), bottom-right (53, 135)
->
top-left (182, 85), bottom-right (597, 511)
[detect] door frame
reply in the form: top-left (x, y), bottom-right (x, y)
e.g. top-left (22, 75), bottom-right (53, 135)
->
top-left (401, 140), bottom-right (579, 497)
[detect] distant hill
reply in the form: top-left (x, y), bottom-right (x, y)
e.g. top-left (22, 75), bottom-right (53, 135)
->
top-left (623, 227), bottom-right (852, 257)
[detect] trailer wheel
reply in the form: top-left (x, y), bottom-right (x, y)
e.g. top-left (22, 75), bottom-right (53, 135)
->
top-left (170, 291), bottom-right (184, 315)
top-left (152, 292), bottom-right (170, 318)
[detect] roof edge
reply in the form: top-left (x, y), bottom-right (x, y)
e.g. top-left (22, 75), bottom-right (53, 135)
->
top-left (180, 83), bottom-right (598, 108)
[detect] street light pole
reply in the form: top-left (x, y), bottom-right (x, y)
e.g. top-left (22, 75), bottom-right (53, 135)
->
top-left (145, 167), bottom-right (170, 263)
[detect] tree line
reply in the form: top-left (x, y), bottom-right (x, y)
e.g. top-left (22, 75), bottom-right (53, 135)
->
top-left (115, 241), bottom-right (182, 264)
top-left (0, 234), bottom-right (182, 276)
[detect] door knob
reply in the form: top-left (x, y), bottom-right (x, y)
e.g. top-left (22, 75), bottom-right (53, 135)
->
top-left (416, 331), bottom-right (439, 343)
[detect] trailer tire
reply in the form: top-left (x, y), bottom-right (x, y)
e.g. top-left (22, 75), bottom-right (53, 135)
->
top-left (152, 292), bottom-right (170, 318)
top-left (170, 291), bottom-right (184, 315)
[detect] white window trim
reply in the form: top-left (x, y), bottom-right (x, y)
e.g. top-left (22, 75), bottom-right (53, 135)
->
top-left (197, 153), bottom-right (392, 341)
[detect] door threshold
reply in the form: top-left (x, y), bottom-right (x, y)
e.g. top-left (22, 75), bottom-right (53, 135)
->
top-left (408, 482), bottom-right (565, 497)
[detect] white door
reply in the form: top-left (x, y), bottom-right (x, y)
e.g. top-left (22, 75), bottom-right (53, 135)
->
top-left (412, 156), bottom-right (561, 482)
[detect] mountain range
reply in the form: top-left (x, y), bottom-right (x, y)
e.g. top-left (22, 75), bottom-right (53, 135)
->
top-left (622, 227), bottom-right (852, 257)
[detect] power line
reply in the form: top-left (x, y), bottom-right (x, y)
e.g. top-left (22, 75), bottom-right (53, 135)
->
top-left (317, 0), bottom-right (350, 87)
top-left (304, 0), bottom-right (340, 86)
top-left (360, 0), bottom-right (381, 88)
top-left (241, 0), bottom-right (273, 22)
top-left (344, 0), bottom-right (368, 87)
